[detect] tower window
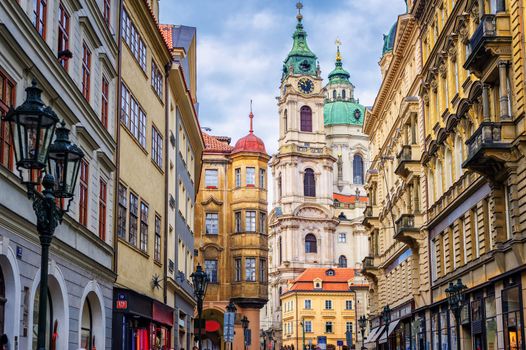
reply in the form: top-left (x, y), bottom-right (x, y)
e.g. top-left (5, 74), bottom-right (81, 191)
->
top-left (300, 106), bottom-right (312, 132)
top-left (333, 90), bottom-right (336, 99)
top-left (305, 234), bottom-right (317, 253)
top-left (304, 168), bottom-right (316, 197)
top-left (353, 155), bottom-right (364, 184)
top-left (342, 90), bottom-right (346, 99)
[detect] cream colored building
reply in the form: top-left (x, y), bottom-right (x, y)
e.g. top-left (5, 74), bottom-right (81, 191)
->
top-left (363, 0), bottom-right (526, 349)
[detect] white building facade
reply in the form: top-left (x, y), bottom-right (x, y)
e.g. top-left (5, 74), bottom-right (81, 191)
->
top-left (264, 7), bottom-right (370, 347)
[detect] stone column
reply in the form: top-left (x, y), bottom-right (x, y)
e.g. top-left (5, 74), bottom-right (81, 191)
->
top-left (498, 61), bottom-right (511, 120)
top-left (478, 0), bottom-right (485, 18)
top-left (482, 83), bottom-right (491, 122)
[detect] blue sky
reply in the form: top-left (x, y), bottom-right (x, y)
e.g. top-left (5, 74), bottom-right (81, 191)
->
top-left (159, 0), bottom-right (406, 155)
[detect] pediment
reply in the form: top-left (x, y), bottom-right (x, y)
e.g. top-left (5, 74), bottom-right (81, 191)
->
top-left (201, 196), bottom-right (223, 206)
top-left (294, 205), bottom-right (329, 219)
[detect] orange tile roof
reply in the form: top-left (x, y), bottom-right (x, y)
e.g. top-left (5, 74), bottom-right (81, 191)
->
top-left (287, 268), bottom-right (366, 292)
top-left (158, 24), bottom-right (173, 49)
top-left (203, 132), bottom-right (233, 153)
top-left (333, 193), bottom-right (369, 204)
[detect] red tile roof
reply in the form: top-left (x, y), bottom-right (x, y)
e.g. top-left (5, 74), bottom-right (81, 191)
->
top-left (203, 132), bottom-right (233, 153)
top-left (287, 268), bottom-right (366, 292)
top-left (333, 193), bottom-right (369, 204)
top-left (158, 24), bottom-right (173, 49)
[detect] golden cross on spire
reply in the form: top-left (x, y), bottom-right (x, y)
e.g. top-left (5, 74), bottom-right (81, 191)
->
top-left (335, 38), bottom-right (342, 61)
top-left (296, 1), bottom-right (303, 21)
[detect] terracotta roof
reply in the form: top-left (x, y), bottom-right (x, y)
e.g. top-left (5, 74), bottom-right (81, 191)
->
top-left (333, 193), bottom-right (369, 204)
top-left (203, 132), bottom-right (233, 153)
top-left (158, 24), bottom-right (173, 49)
top-left (231, 112), bottom-right (267, 155)
top-left (287, 268), bottom-right (366, 292)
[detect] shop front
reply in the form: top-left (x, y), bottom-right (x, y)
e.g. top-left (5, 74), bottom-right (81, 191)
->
top-left (113, 288), bottom-right (174, 350)
top-left (428, 272), bottom-right (525, 350)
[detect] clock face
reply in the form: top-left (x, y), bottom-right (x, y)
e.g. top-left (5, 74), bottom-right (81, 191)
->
top-left (298, 78), bottom-right (314, 94)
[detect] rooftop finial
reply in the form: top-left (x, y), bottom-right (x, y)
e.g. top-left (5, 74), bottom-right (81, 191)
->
top-left (249, 100), bottom-right (254, 133)
top-left (296, 1), bottom-right (303, 22)
top-left (335, 38), bottom-right (342, 62)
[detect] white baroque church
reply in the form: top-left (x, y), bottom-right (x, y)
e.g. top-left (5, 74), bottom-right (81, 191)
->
top-left (262, 4), bottom-right (371, 345)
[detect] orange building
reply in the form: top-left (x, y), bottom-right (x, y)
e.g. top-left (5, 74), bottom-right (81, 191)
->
top-left (195, 112), bottom-right (270, 350)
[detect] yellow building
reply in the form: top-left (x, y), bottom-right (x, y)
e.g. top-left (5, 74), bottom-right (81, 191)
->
top-left (113, 0), bottom-right (176, 348)
top-left (281, 268), bottom-right (367, 350)
top-left (363, 0), bottom-right (526, 349)
top-left (194, 112), bottom-right (270, 350)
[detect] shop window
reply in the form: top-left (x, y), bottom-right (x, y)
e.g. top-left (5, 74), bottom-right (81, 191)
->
top-left (0, 267), bottom-right (4, 334)
top-left (471, 298), bottom-right (484, 349)
top-left (32, 287), bottom-right (53, 350)
top-left (503, 283), bottom-right (524, 350)
top-left (485, 294), bottom-right (498, 350)
top-left (80, 298), bottom-right (93, 349)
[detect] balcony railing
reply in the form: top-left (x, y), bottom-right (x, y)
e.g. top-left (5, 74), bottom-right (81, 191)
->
top-left (363, 256), bottom-right (375, 268)
top-left (395, 145), bottom-right (418, 177)
top-left (395, 214), bottom-right (416, 234)
top-left (469, 15), bottom-right (497, 51)
top-left (466, 122), bottom-right (501, 157)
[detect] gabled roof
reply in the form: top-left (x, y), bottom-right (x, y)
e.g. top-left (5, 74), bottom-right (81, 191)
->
top-left (286, 268), bottom-right (366, 292)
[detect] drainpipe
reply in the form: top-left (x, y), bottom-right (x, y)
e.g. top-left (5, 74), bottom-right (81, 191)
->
top-left (163, 61), bottom-right (172, 305)
top-left (113, 0), bottom-right (124, 279)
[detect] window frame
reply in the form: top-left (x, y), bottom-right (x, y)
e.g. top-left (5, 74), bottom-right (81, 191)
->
top-left (205, 212), bottom-right (219, 235)
top-left (325, 300), bottom-right (332, 310)
top-left (151, 60), bottom-right (163, 98)
top-left (103, 0), bottom-right (111, 26)
top-left (234, 258), bottom-right (242, 282)
top-left (101, 77), bottom-right (109, 128)
top-left (245, 257), bottom-right (256, 282)
top-left (300, 105), bottom-right (313, 132)
top-left (79, 160), bottom-right (89, 226)
top-left (304, 168), bottom-right (316, 197)
top-left (129, 192), bottom-right (139, 246)
top-left (151, 125), bottom-right (163, 168)
top-left (259, 168), bottom-right (266, 189)
top-left (33, 0), bottom-right (47, 39)
top-left (246, 167), bottom-right (256, 186)
top-left (82, 42), bottom-right (91, 101)
top-left (204, 259), bottom-right (218, 283)
top-left (154, 215), bottom-right (161, 262)
top-left (245, 211), bottom-right (256, 232)
top-left (235, 168), bottom-right (241, 187)
top-left (205, 169), bottom-right (218, 188)
top-left (57, 2), bottom-right (70, 70)
top-left (117, 184), bottom-right (127, 238)
top-left (121, 83), bottom-right (147, 148)
top-left (305, 234), bottom-right (317, 253)
top-left (98, 178), bottom-right (107, 241)
top-left (0, 70), bottom-right (16, 171)
top-left (139, 201), bottom-right (149, 252)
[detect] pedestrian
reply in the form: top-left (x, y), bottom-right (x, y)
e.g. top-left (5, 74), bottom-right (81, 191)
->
top-left (0, 334), bottom-right (9, 350)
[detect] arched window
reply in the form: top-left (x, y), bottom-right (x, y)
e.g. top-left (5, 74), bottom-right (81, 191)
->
top-left (278, 237), bottom-right (283, 264)
top-left (305, 234), bottom-right (317, 253)
top-left (428, 169), bottom-right (435, 204)
top-left (81, 298), bottom-right (93, 349)
top-left (342, 89), bottom-right (346, 99)
top-left (353, 155), bottom-right (364, 184)
top-left (278, 174), bottom-right (282, 199)
top-left (333, 90), bottom-right (337, 99)
top-left (32, 287), bottom-right (53, 350)
top-left (455, 135), bottom-right (463, 181)
top-left (284, 109), bottom-right (288, 132)
top-left (300, 106), bottom-right (312, 132)
top-left (338, 255), bottom-right (347, 268)
top-left (0, 267), bottom-right (4, 334)
top-left (304, 168), bottom-right (316, 197)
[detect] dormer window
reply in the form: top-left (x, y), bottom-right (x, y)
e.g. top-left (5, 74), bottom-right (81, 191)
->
top-left (313, 277), bottom-right (322, 289)
top-left (326, 269), bottom-right (335, 276)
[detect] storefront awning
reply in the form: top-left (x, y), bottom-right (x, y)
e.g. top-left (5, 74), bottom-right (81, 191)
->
top-left (364, 326), bottom-right (384, 344)
top-left (378, 319), bottom-right (401, 344)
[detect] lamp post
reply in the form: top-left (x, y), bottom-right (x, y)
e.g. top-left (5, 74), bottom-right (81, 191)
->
top-left (446, 279), bottom-right (467, 350)
top-left (241, 316), bottom-right (250, 350)
top-left (358, 315), bottom-right (367, 350)
top-left (191, 264), bottom-right (209, 350)
top-left (381, 305), bottom-right (391, 350)
top-left (3, 81), bottom-right (84, 350)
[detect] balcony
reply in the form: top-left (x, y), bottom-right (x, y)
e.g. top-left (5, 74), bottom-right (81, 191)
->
top-left (395, 145), bottom-right (419, 178)
top-left (464, 14), bottom-right (511, 77)
top-left (362, 256), bottom-right (380, 283)
top-left (463, 121), bottom-right (516, 181)
top-left (394, 214), bottom-right (423, 248)
top-left (362, 205), bottom-right (379, 229)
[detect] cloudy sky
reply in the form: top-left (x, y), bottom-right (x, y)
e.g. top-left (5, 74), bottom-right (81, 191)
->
top-left (159, 0), bottom-right (406, 155)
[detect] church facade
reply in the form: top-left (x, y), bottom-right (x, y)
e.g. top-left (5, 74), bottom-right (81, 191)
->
top-left (263, 4), bottom-right (370, 348)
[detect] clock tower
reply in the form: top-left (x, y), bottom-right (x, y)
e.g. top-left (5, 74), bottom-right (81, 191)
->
top-left (266, 3), bottom-right (338, 345)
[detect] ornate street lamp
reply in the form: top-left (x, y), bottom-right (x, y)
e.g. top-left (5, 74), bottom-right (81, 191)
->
top-left (358, 315), bottom-right (367, 350)
top-left (446, 278), bottom-right (467, 350)
top-left (241, 316), bottom-right (250, 350)
top-left (191, 264), bottom-right (209, 350)
top-left (3, 81), bottom-right (84, 350)
top-left (382, 305), bottom-right (391, 350)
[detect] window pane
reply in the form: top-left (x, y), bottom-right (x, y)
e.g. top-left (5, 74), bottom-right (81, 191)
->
top-left (245, 258), bottom-right (256, 281)
top-left (246, 167), bottom-right (255, 185)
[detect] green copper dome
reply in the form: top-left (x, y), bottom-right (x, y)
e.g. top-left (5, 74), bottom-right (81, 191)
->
top-left (324, 101), bottom-right (365, 126)
top-left (327, 47), bottom-right (351, 86)
top-left (282, 14), bottom-right (318, 80)
top-left (382, 22), bottom-right (397, 56)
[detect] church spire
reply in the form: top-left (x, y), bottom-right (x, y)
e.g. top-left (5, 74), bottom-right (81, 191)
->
top-left (328, 38), bottom-right (351, 85)
top-left (282, 1), bottom-right (318, 81)
top-left (249, 100), bottom-right (254, 134)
